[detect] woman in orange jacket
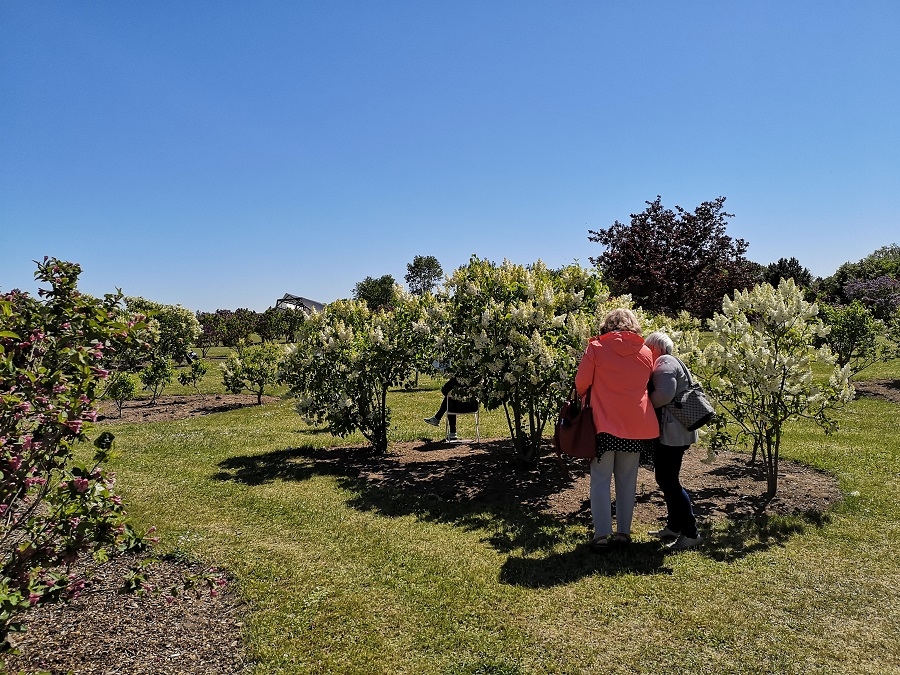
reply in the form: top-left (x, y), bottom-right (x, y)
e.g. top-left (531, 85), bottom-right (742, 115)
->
top-left (575, 308), bottom-right (659, 551)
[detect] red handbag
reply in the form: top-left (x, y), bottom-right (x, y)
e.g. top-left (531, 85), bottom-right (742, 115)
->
top-left (553, 386), bottom-right (597, 459)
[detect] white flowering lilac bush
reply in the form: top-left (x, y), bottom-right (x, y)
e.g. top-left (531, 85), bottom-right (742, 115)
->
top-left (698, 279), bottom-right (853, 496)
top-left (436, 257), bottom-right (616, 463)
top-left (222, 342), bottom-right (287, 405)
top-left (281, 293), bottom-right (434, 454)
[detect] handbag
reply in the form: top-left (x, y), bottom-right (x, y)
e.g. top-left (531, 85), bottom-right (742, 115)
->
top-left (553, 386), bottom-right (597, 459)
top-left (666, 358), bottom-right (716, 431)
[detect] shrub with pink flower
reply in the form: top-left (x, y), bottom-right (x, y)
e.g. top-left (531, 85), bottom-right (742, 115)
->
top-left (0, 258), bottom-right (153, 649)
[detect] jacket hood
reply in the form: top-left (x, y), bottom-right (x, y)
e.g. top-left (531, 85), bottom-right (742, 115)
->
top-left (598, 330), bottom-right (646, 356)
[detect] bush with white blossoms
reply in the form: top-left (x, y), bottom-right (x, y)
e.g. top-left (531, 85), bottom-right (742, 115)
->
top-left (697, 279), bottom-right (853, 496)
top-left (222, 342), bottom-right (288, 405)
top-left (436, 256), bottom-right (618, 463)
top-left (281, 293), bottom-right (433, 454)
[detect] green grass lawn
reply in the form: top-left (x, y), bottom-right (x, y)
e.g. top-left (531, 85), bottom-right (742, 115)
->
top-left (102, 366), bottom-right (900, 674)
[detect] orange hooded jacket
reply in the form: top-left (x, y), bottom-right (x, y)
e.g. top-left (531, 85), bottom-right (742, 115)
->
top-left (574, 331), bottom-right (659, 440)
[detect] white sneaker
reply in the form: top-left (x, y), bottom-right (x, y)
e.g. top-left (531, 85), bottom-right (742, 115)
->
top-left (648, 526), bottom-right (681, 540)
top-left (424, 416), bottom-right (440, 427)
top-left (666, 534), bottom-right (702, 551)
top-left (447, 432), bottom-right (458, 441)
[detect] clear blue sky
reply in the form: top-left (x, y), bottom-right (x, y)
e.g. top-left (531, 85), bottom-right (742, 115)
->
top-left (2, 2), bottom-right (898, 312)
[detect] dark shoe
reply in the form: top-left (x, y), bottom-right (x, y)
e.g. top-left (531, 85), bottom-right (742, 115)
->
top-left (424, 416), bottom-right (440, 427)
top-left (612, 532), bottom-right (632, 546)
top-left (589, 535), bottom-right (612, 552)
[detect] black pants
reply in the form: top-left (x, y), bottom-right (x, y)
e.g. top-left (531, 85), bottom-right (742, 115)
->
top-left (652, 441), bottom-right (698, 538)
top-left (434, 378), bottom-right (477, 433)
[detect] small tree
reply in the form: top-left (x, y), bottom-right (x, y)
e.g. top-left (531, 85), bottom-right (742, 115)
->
top-left (140, 355), bottom-right (174, 405)
top-left (178, 359), bottom-right (209, 396)
top-left (405, 255), bottom-right (443, 296)
top-left (700, 279), bottom-right (853, 496)
top-left (105, 372), bottom-right (139, 418)
top-left (222, 343), bottom-right (285, 404)
top-left (281, 295), bottom-right (428, 453)
top-left (353, 275), bottom-right (399, 311)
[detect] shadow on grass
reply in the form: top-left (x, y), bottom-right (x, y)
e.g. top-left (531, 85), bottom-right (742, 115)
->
top-left (213, 443), bottom-right (832, 585)
top-left (500, 540), bottom-right (674, 586)
top-left (698, 510), bottom-right (831, 563)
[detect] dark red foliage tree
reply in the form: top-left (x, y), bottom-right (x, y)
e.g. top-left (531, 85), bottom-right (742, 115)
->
top-left (588, 196), bottom-right (755, 318)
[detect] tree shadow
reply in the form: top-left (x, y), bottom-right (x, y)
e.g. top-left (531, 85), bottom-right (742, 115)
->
top-left (214, 441), bottom-right (584, 554)
top-left (213, 442), bottom-right (834, 586)
top-left (697, 510), bottom-right (831, 563)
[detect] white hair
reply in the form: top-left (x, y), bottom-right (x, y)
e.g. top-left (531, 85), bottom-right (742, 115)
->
top-left (644, 331), bottom-right (673, 355)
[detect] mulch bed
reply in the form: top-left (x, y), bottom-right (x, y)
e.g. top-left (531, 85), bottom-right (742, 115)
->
top-left (9, 381), bottom-right (896, 675)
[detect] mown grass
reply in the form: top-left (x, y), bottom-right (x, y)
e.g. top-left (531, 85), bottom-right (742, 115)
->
top-left (100, 363), bottom-right (900, 674)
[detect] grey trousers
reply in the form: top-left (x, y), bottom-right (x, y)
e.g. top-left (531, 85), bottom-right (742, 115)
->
top-left (590, 450), bottom-right (641, 537)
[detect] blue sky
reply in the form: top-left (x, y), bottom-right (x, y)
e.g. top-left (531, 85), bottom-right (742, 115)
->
top-left (2, 2), bottom-right (898, 312)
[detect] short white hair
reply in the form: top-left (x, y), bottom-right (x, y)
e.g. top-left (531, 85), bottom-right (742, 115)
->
top-left (644, 331), bottom-right (673, 355)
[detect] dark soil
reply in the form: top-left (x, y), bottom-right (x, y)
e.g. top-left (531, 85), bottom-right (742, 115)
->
top-left (852, 378), bottom-right (900, 403)
top-left (96, 394), bottom-right (279, 424)
top-left (11, 382), bottom-right (894, 674)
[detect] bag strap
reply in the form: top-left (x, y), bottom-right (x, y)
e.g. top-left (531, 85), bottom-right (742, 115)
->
top-left (672, 356), bottom-right (695, 385)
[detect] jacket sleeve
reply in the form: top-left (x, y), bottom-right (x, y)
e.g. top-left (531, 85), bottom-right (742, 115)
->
top-left (649, 356), bottom-right (679, 408)
top-left (574, 346), bottom-right (593, 397)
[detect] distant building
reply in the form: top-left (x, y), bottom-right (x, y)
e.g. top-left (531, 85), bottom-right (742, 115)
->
top-left (274, 293), bottom-right (325, 314)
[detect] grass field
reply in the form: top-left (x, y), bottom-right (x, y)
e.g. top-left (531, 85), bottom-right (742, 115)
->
top-left (101, 362), bottom-right (900, 674)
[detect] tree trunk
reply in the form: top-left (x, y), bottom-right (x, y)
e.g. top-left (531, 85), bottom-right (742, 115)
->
top-left (763, 430), bottom-right (779, 497)
top-left (373, 386), bottom-right (389, 454)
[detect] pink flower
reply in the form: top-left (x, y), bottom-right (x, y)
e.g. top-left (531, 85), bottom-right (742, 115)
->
top-left (8, 456), bottom-right (22, 471)
top-left (90, 367), bottom-right (110, 379)
top-left (28, 593), bottom-right (41, 606)
top-left (72, 478), bottom-right (89, 493)
top-left (65, 420), bottom-right (83, 435)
